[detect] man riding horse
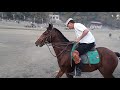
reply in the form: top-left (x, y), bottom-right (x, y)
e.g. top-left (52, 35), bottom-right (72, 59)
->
top-left (66, 18), bottom-right (96, 76)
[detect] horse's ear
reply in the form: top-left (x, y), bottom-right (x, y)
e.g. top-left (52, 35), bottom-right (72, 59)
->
top-left (48, 23), bottom-right (53, 30)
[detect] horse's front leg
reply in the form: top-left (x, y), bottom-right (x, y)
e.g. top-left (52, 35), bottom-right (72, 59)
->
top-left (55, 69), bottom-right (65, 78)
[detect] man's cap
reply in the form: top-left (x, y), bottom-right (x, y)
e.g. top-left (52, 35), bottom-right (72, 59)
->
top-left (65, 18), bottom-right (73, 26)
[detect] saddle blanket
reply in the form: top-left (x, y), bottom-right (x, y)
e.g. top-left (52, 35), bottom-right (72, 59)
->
top-left (71, 43), bottom-right (100, 65)
top-left (81, 50), bottom-right (100, 64)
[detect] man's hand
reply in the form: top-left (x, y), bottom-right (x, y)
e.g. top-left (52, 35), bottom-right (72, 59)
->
top-left (75, 38), bottom-right (80, 44)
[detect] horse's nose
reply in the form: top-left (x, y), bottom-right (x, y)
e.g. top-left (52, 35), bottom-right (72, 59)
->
top-left (35, 42), bottom-right (38, 47)
top-left (36, 44), bottom-right (38, 47)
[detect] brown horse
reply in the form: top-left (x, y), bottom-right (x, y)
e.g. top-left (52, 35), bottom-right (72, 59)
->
top-left (35, 24), bottom-right (120, 78)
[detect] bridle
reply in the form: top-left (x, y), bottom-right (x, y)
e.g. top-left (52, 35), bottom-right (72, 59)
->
top-left (43, 29), bottom-right (74, 57)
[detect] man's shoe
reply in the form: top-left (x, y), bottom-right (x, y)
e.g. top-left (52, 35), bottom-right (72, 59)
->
top-left (68, 66), bottom-right (81, 76)
top-left (75, 66), bottom-right (81, 76)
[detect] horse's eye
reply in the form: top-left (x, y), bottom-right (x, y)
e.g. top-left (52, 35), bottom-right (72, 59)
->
top-left (44, 31), bottom-right (50, 35)
top-left (43, 32), bottom-right (48, 35)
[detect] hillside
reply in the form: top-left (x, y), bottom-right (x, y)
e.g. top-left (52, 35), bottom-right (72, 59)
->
top-left (0, 12), bottom-right (120, 28)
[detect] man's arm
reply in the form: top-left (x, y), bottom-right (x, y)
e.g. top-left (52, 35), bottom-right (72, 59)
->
top-left (76, 29), bottom-right (89, 43)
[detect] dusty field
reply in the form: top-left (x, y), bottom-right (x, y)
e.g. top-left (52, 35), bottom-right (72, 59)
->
top-left (0, 27), bottom-right (120, 78)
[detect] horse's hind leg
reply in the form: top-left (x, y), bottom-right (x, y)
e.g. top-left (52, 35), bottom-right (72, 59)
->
top-left (102, 73), bottom-right (115, 78)
top-left (98, 67), bottom-right (115, 78)
top-left (107, 75), bottom-right (115, 78)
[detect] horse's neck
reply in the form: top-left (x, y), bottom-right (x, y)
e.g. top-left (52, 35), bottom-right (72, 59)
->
top-left (52, 29), bottom-right (69, 43)
top-left (51, 29), bottom-right (70, 57)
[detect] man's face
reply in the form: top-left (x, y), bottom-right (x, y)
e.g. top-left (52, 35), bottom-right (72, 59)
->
top-left (67, 22), bottom-right (74, 29)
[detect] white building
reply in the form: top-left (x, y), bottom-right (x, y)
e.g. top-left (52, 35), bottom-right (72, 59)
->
top-left (48, 14), bottom-right (65, 27)
top-left (49, 14), bottom-right (60, 23)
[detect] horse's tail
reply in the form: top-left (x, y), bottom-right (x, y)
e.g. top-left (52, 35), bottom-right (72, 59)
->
top-left (114, 52), bottom-right (120, 59)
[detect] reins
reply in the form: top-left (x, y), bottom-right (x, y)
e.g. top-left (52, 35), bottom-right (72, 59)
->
top-left (46, 42), bottom-right (73, 57)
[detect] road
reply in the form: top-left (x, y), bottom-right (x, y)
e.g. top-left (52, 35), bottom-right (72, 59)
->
top-left (0, 28), bottom-right (120, 78)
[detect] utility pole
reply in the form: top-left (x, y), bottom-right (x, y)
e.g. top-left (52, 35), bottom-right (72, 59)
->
top-left (12, 14), bottom-right (15, 20)
top-left (2, 13), bottom-right (4, 20)
top-left (41, 18), bottom-right (43, 24)
top-left (34, 17), bottom-right (35, 23)
top-left (24, 16), bottom-right (25, 21)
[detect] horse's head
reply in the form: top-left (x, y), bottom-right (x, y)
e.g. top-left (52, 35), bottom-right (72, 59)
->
top-left (35, 24), bottom-right (53, 47)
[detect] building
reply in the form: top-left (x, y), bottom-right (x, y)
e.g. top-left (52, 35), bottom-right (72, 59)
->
top-left (49, 14), bottom-right (60, 23)
top-left (89, 21), bottom-right (102, 30)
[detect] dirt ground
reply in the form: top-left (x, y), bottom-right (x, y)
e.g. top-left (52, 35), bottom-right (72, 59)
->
top-left (0, 27), bottom-right (120, 78)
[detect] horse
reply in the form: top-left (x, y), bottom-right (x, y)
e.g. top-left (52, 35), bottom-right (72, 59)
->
top-left (35, 24), bottom-right (120, 78)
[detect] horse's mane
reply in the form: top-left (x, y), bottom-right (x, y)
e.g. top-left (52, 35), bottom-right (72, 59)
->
top-left (53, 28), bottom-right (69, 42)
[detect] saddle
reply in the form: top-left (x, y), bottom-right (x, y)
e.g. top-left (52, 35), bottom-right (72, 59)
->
top-left (90, 47), bottom-right (96, 51)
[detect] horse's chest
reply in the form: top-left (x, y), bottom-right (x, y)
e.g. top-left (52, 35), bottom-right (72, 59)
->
top-left (57, 58), bottom-right (69, 68)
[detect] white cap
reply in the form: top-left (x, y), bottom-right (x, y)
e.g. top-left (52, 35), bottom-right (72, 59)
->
top-left (65, 18), bottom-right (73, 26)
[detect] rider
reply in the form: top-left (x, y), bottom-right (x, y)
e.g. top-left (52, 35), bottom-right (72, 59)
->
top-left (65, 18), bottom-right (96, 76)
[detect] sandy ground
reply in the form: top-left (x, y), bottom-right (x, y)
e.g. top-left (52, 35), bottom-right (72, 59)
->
top-left (0, 26), bottom-right (120, 78)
